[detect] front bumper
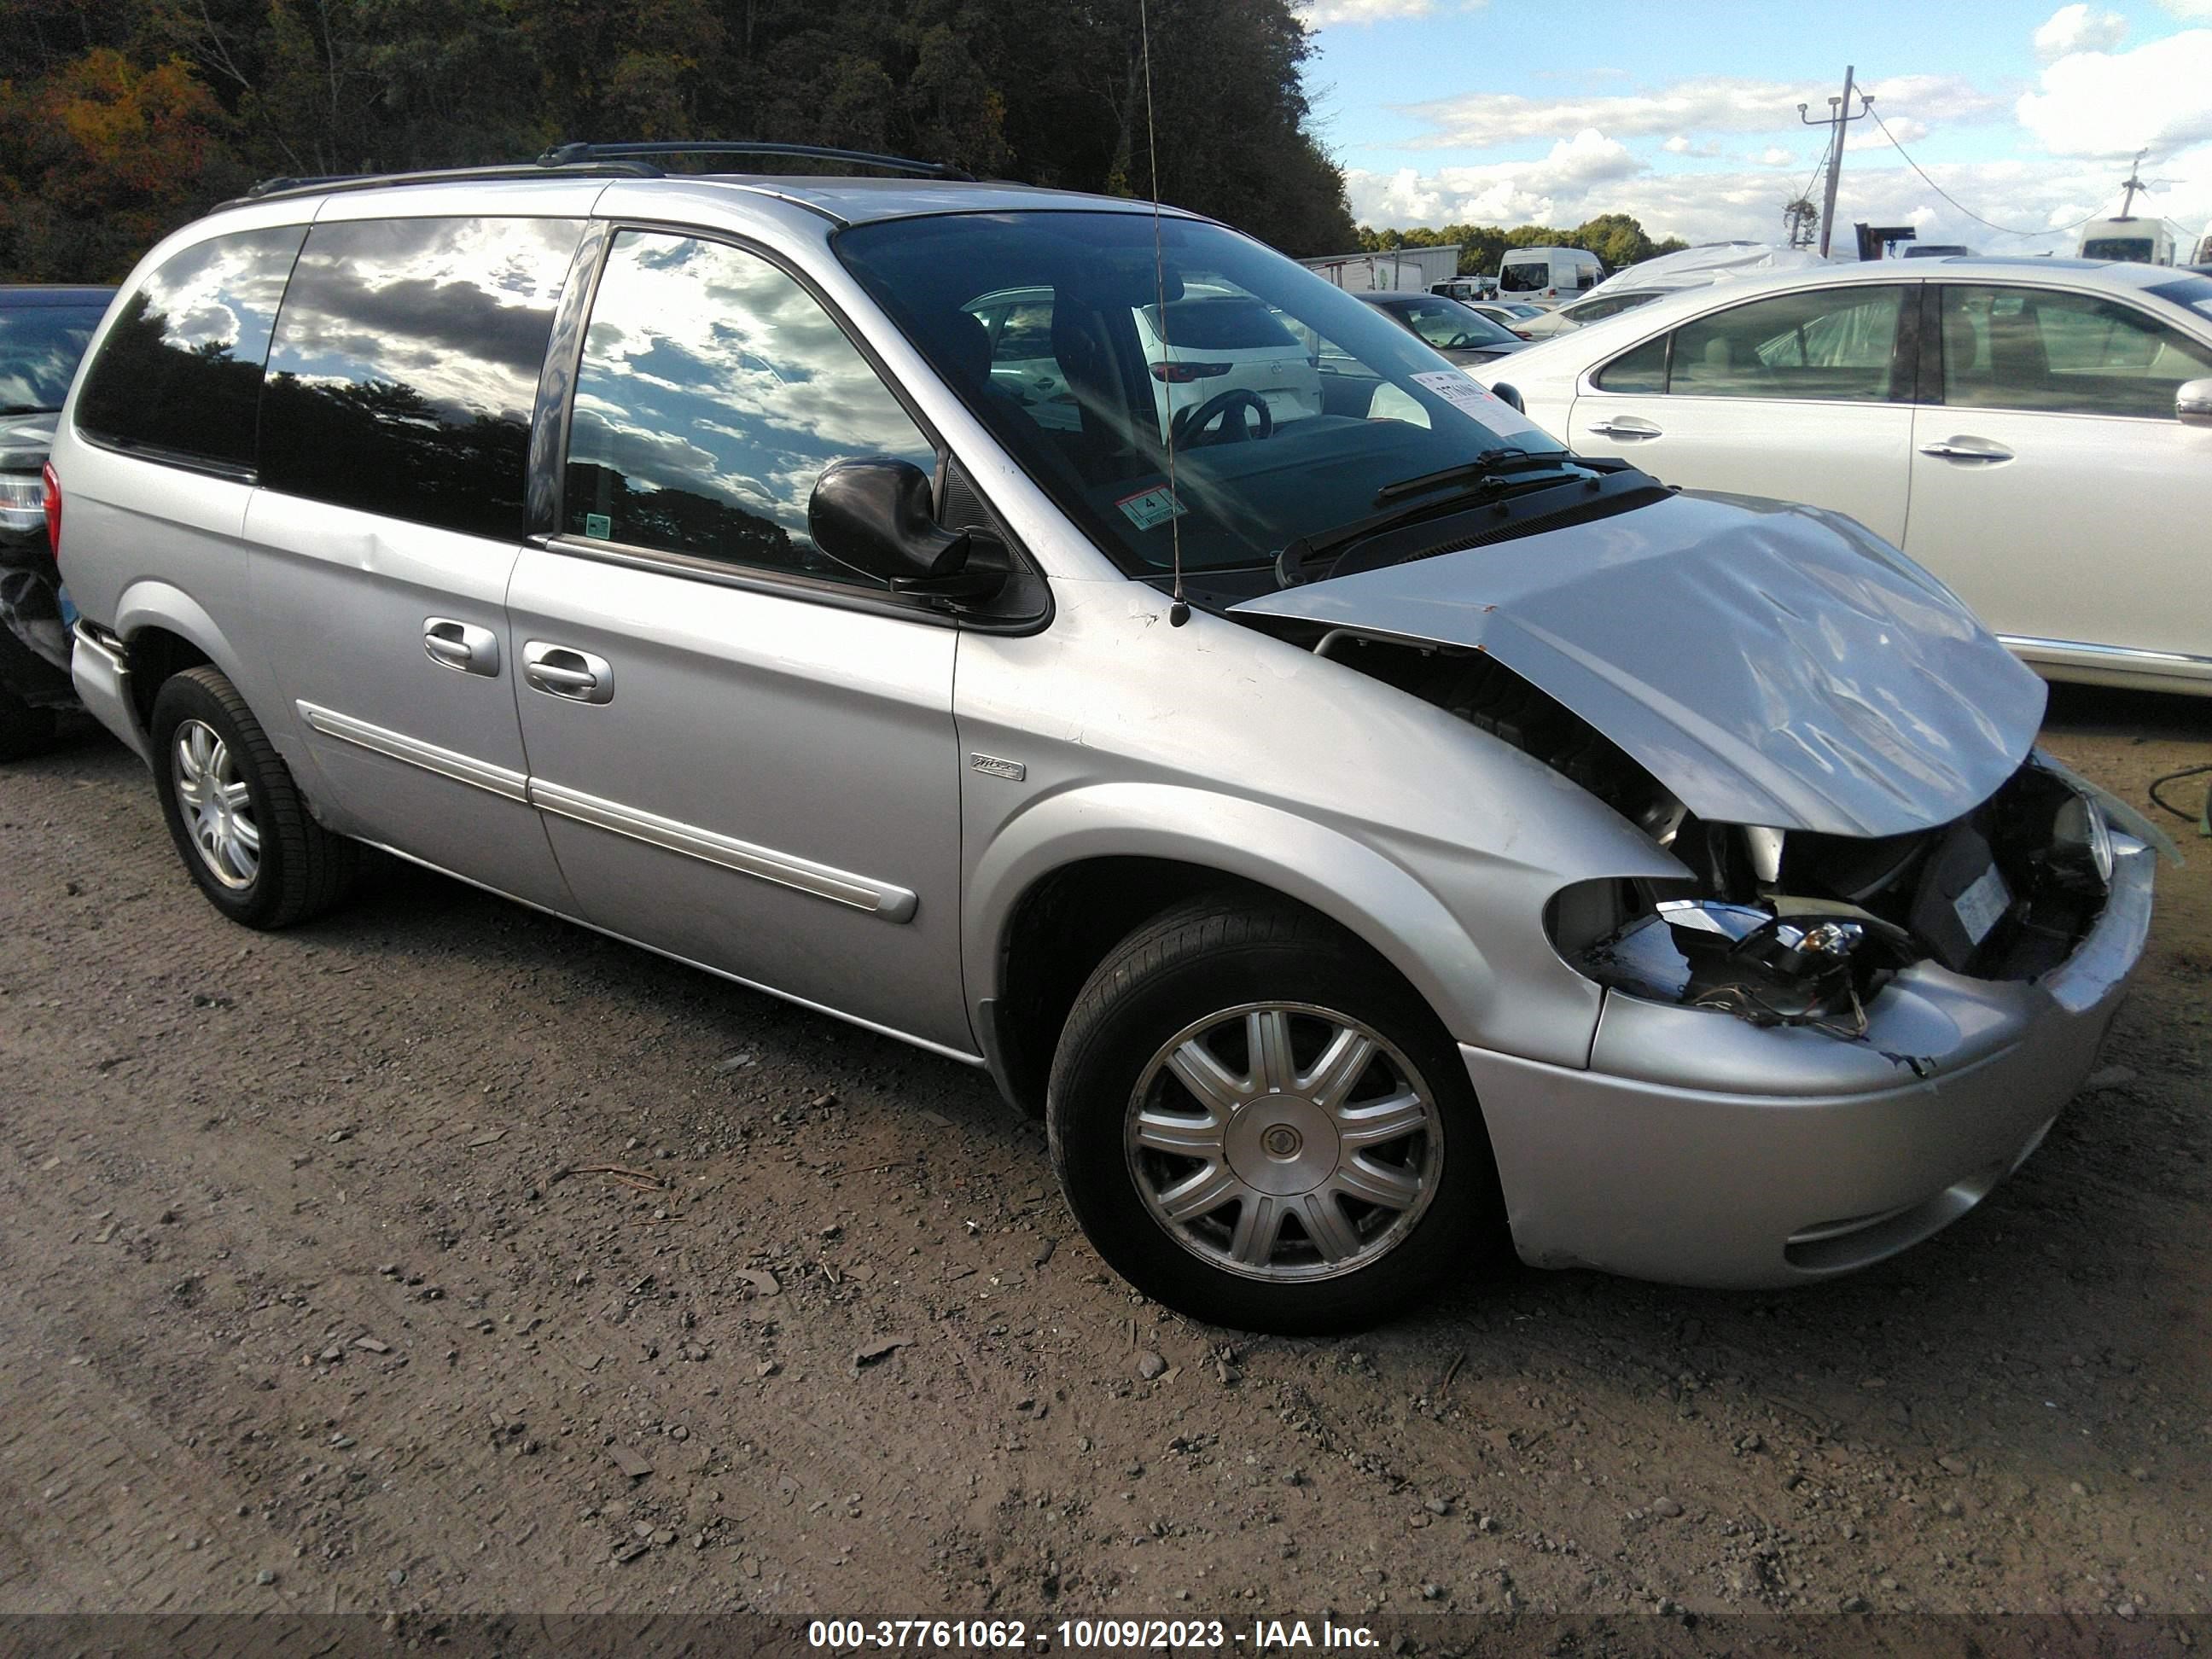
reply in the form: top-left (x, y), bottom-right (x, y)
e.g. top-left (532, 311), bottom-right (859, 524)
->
top-left (1464, 830), bottom-right (2154, 1288)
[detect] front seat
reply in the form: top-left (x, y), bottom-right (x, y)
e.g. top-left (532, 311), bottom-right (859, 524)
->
top-left (1051, 301), bottom-right (1143, 480)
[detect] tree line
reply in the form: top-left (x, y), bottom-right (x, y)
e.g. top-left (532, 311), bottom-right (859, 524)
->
top-left (0, 0), bottom-right (1360, 282)
top-left (1359, 214), bottom-right (1691, 278)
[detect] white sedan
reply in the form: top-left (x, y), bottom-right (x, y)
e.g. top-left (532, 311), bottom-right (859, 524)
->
top-left (1511, 287), bottom-right (1666, 339)
top-left (1471, 258), bottom-right (2212, 695)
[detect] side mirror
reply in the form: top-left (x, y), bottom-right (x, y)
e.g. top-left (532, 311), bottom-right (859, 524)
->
top-left (807, 457), bottom-right (1000, 597)
top-left (2178, 378), bottom-right (2212, 427)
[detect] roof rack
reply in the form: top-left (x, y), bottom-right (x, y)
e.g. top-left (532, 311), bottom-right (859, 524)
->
top-left (236, 159), bottom-right (661, 204)
top-left (231, 141), bottom-right (974, 208)
top-left (535, 141), bottom-right (975, 182)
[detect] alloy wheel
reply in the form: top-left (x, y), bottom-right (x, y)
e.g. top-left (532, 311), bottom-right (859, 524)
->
top-left (171, 718), bottom-right (260, 889)
top-left (1124, 1002), bottom-right (1442, 1283)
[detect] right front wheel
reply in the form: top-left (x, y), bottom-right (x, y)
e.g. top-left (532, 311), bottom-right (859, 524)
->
top-left (1047, 897), bottom-right (1508, 1333)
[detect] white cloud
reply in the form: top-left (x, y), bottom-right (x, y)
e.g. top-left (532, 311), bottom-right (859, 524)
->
top-left (1397, 73), bottom-right (2000, 149)
top-left (1296, 0), bottom-right (1435, 26)
top-left (1348, 129), bottom-right (1644, 230)
top-left (1758, 146), bottom-right (1798, 167)
top-left (2034, 4), bottom-right (2128, 61)
top-left (1848, 115), bottom-right (1929, 150)
top-left (1348, 141), bottom-right (2212, 255)
top-left (2017, 27), bottom-right (2212, 157)
top-left (2157, 0), bottom-right (2212, 17)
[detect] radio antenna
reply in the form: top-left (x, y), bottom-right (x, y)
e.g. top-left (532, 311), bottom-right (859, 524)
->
top-left (1138, 0), bottom-right (1190, 626)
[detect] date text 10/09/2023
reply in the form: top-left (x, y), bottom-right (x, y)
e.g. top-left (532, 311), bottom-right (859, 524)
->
top-left (806, 1621), bottom-right (1382, 1651)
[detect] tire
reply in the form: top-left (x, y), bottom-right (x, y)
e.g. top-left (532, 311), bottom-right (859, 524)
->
top-left (0, 681), bottom-right (59, 761)
top-left (149, 665), bottom-right (362, 928)
top-left (1047, 895), bottom-right (1509, 1334)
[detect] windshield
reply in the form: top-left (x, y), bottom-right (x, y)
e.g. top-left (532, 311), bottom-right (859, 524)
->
top-left (1499, 259), bottom-right (1551, 294)
top-left (0, 301), bottom-right (108, 412)
top-left (835, 212), bottom-right (1557, 577)
top-left (2081, 236), bottom-right (2157, 262)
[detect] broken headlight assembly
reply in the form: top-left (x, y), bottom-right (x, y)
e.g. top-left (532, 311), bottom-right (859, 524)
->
top-left (1549, 757), bottom-right (2125, 1039)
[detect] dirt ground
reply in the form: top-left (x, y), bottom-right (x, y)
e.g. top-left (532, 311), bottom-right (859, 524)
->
top-left (0, 685), bottom-right (2206, 1627)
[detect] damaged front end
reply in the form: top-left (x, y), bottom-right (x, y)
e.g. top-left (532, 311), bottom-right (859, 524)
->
top-left (1230, 490), bottom-right (2161, 1042)
top-left (1301, 625), bottom-right (2138, 1039)
top-left (1557, 758), bottom-right (2133, 1039)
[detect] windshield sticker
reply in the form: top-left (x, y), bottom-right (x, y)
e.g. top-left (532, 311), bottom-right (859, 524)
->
top-left (1412, 369), bottom-right (1531, 427)
top-left (584, 513), bottom-right (612, 539)
top-left (1115, 485), bottom-right (1187, 531)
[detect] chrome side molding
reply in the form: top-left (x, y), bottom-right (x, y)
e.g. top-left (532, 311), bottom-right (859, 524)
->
top-left (1997, 635), bottom-right (2212, 672)
top-left (529, 777), bottom-right (918, 922)
top-left (294, 700), bottom-right (917, 923)
top-left (296, 701), bottom-right (530, 801)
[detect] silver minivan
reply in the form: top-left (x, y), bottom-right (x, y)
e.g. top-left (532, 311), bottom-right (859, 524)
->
top-left (52, 146), bottom-right (2156, 1332)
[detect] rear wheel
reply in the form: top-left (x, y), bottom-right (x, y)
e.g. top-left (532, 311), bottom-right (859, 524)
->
top-left (1047, 896), bottom-right (1508, 1333)
top-left (150, 666), bottom-right (361, 928)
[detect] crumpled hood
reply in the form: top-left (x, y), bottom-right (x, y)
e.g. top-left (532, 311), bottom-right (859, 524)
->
top-left (1232, 490), bottom-right (2046, 839)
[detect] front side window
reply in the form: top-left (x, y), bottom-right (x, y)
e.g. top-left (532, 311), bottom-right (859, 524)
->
top-left (1668, 285), bottom-right (1904, 402)
top-left (1941, 285), bottom-right (2212, 418)
top-left (260, 216), bottom-right (582, 538)
top-left (836, 211), bottom-right (1562, 579)
top-left (1595, 332), bottom-right (1669, 393)
top-left (563, 230), bottom-right (936, 584)
top-left (75, 227), bottom-right (305, 469)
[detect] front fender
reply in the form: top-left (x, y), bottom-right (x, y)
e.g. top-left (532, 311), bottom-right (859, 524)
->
top-left (965, 779), bottom-right (1506, 1050)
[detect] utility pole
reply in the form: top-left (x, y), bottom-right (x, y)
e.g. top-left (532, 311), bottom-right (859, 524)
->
top-left (2116, 148), bottom-right (2148, 219)
top-left (1799, 67), bottom-right (1875, 259)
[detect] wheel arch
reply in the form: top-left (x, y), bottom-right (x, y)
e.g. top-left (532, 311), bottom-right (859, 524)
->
top-left (966, 783), bottom-right (1496, 1115)
top-left (114, 582), bottom-right (242, 734)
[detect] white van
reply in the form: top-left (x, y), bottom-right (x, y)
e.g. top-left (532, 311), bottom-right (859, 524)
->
top-left (2077, 218), bottom-right (2173, 265)
top-left (1497, 246), bottom-right (1603, 308)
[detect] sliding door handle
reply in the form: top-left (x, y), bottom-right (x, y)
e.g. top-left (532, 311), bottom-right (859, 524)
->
top-left (424, 618), bottom-right (500, 676)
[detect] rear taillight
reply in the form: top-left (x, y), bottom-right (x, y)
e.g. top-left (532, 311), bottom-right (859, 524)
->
top-left (42, 460), bottom-right (61, 556)
top-left (1149, 361), bottom-right (1231, 383)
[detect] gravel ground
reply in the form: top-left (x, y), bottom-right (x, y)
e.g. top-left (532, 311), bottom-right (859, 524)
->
top-left (0, 686), bottom-right (2205, 1625)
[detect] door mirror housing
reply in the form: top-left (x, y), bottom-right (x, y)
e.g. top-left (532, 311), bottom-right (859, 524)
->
top-left (807, 457), bottom-right (1002, 597)
top-left (2177, 378), bottom-right (2212, 427)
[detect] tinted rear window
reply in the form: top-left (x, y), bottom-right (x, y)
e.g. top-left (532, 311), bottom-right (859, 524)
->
top-left (259, 216), bottom-right (582, 538)
top-left (1142, 295), bottom-right (1298, 351)
top-left (75, 228), bottom-right (305, 470)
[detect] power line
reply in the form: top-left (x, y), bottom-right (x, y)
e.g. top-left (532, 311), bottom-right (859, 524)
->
top-left (1865, 103), bottom-right (2116, 239)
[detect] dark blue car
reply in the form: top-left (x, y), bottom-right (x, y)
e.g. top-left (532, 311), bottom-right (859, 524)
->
top-left (2, 284), bottom-right (114, 757)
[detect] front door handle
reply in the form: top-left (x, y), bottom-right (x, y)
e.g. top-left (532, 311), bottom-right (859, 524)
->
top-left (1918, 437), bottom-right (2014, 463)
top-left (1586, 416), bottom-right (1662, 439)
top-left (522, 641), bottom-right (614, 705)
top-left (424, 618), bottom-right (500, 676)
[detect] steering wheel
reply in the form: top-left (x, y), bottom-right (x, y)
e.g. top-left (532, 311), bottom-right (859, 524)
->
top-left (1172, 387), bottom-right (1272, 447)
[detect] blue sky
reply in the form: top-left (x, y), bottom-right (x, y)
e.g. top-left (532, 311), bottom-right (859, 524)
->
top-left (1300, 0), bottom-right (2212, 253)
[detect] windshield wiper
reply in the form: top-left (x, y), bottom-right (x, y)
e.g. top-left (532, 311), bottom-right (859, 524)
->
top-left (1372, 447), bottom-right (1575, 507)
top-left (1276, 452), bottom-right (1638, 589)
top-left (0, 403), bottom-right (59, 416)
